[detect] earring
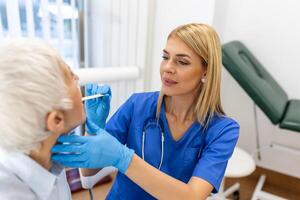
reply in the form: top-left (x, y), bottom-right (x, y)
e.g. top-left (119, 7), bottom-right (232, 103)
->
top-left (201, 78), bottom-right (206, 83)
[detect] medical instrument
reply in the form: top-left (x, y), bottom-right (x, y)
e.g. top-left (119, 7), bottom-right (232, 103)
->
top-left (81, 94), bottom-right (104, 102)
top-left (141, 118), bottom-right (165, 170)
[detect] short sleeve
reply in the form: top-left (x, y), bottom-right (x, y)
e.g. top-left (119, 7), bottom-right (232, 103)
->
top-left (105, 94), bottom-right (137, 144)
top-left (192, 119), bottom-right (239, 193)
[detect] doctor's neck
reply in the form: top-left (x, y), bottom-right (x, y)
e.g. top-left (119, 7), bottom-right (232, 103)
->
top-left (164, 94), bottom-right (196, 123)
top-left (29, 132), bottom-right (60, 170)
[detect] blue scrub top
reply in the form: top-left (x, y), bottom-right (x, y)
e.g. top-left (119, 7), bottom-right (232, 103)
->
top-left (105, 92), bottom-right (239, 200)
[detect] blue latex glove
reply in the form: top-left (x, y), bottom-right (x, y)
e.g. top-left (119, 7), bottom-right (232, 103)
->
top-left (85, 84), bottom-right (111, 134)
top-left (51, 129), bottom-right (134, 174)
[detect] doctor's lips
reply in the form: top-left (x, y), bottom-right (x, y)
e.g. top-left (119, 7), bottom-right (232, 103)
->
top-left (162, 78), bottom-right (178, 87)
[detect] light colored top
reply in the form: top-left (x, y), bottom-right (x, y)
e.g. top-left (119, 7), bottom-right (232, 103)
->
top-left (0, 148), bottom-right (71, 200)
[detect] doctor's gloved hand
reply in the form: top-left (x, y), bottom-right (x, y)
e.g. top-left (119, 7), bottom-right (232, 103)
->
top-left (51, 129), bottom-right (134, 174)
top-left (85, 83), bottom-right (111, 134)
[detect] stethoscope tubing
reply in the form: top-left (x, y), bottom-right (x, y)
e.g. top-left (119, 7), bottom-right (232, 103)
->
top-left (142, 119), bottom-right (165, 170)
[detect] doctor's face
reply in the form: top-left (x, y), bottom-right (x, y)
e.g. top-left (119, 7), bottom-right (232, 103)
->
top-left (160, 36), bottom-right (206, 97)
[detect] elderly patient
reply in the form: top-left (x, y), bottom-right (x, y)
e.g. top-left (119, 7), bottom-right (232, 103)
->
top-left (0, 39), bottom-right (85, 199)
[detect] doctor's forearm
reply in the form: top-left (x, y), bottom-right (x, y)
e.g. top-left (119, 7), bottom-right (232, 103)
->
top-left (125, 154), bottom-right (206, 200)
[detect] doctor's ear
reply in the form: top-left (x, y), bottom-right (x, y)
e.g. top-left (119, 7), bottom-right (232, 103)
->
top-left (201, 71), bottom-right (207, 83)
top-left (46, 110), bottom-right (65, 132)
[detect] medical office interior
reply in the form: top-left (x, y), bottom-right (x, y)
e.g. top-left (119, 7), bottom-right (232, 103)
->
top-left (1, 0), bottom-right (300, 199)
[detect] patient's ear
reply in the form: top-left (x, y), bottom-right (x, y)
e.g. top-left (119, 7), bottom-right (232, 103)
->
top-left (46, 111), bottom-right (65, 132)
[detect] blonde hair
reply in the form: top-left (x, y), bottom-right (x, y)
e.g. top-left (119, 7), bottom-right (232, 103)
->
top-left (156, 23), bottom-right (225, 127)
top-left (0, 39), bottom-right (72, 154)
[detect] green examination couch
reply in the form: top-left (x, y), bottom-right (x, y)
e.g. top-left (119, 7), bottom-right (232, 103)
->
top-left (222, 41), bottom-right (300, 133)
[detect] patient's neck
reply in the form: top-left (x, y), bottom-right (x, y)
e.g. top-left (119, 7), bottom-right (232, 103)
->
top-left (29, 132), bottom-right (60, 170)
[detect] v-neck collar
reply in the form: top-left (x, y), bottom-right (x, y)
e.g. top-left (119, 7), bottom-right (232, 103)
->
top-left (160, 101), bottom-right (201, 146)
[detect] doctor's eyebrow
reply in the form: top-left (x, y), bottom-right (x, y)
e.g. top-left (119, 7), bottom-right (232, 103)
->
top-left (163, 49), bottom-right (191, 59)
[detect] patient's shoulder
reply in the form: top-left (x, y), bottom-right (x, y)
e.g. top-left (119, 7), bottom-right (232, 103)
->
top-left (0, 163), bottom-right (35, 199)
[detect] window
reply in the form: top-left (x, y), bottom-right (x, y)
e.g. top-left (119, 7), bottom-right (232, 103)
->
top-left (0, 0), bottom-right (80, 69)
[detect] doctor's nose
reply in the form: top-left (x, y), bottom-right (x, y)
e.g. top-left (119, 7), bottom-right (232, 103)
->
top-left (163, 60), bottom-right (176, 74)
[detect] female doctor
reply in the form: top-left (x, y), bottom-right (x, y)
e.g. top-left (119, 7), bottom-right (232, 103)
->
top-left (52, 23), bottom-right (239, 199)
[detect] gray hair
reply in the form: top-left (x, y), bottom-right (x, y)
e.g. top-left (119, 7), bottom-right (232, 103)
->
top-left (0, 39), bottom-right (72, 153)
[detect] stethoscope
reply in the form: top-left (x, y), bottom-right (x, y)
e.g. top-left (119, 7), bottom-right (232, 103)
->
top-left (141, 118), bottom-right (165, 170)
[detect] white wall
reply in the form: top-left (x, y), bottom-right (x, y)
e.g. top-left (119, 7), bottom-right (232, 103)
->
top-left (148, 0), bottom-right (216, 91)
top-left (214, 0), bottom-right (300, 177)
top-left (215, 0), bottom-right (300, 99)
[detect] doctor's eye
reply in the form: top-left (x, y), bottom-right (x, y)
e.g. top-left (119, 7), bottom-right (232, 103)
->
top-left (177, 59), bottom-right (190, 66)
top-left (178, 61), bottom-right (189, 65)
top-left (162, 55), bottom-right (169, 60)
